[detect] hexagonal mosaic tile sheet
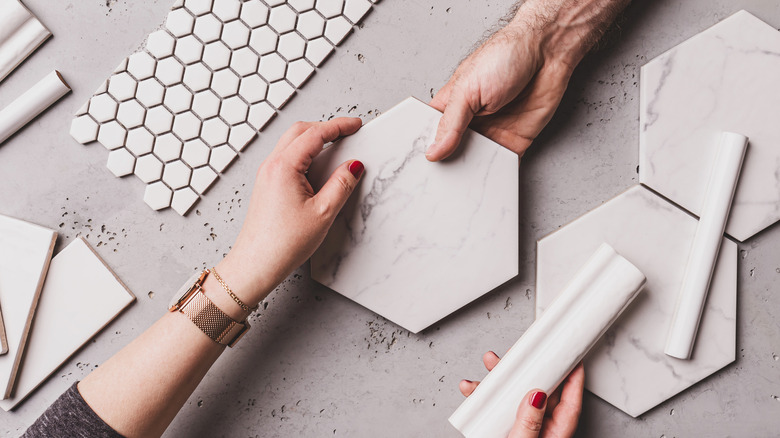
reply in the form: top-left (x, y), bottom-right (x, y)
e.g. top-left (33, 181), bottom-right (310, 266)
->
top-left (639, 10), bottom-right (780, 242)
top-left (536, 185), bottom-right (736, 418)
top-left (71, 0), bottom-right (378, 215)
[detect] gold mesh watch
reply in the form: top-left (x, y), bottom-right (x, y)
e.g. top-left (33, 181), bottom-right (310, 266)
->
top-left (169, 269), bottom-right (249, 347)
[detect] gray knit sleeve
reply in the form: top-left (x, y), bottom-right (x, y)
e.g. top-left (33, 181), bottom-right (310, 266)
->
top-left (22, 382), bottom-right (124, 438)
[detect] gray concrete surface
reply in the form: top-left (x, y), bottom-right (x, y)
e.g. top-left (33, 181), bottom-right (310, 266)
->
top-left (1, 0), bottom-right (779, 436)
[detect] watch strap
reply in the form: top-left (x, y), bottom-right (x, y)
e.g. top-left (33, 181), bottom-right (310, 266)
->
top-left (180, 291), bottom-right (249, 347)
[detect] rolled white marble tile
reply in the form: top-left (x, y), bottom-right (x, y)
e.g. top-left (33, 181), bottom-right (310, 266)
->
top-left (665, 132), bottom-right (748, 360)
top-left (0, 70), bottom-right (70, 145)
top-left (0, 0), bottom-right (51, 82)
top-left (449, 243), bottom-right (646, 438)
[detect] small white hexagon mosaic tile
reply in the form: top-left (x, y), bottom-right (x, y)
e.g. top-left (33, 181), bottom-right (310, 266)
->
top-left (71, 0), bottom-right (378, 215)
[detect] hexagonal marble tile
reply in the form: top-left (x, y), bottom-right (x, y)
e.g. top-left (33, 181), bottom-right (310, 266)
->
top-left (309, 97), bottom-right (519, 333)
top-left (535, 185), bottom-right (736, 417)
top-left (71, 0), bottom-right (378, 215)
top-left (639, 10), bottom-right (780, 242)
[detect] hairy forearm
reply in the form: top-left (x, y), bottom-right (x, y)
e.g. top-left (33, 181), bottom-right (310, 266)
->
top-left (512, 0), bottom-right (630, 66)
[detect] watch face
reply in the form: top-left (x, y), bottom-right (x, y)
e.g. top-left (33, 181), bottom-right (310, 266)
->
top-left (169, 271), bottom-right (204, 309)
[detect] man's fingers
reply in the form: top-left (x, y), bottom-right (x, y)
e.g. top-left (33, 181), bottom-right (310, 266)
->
top-left (508, 390), bottom-right (547, 438)
top-left (284, 117), bottom-right (362, 170)
top-left (459, 379), bottom-right (480, 397)
top-left (482, 351), bottom-right (500, 371)
top-left (426, 86), bottom-right (480, 162)
top-left (429, 79), bottom-right (455, 112)
top-left (313, 159), bottom-right (364, 221)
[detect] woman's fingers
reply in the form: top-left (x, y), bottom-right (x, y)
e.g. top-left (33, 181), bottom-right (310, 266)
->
top-left (483, 351), bottom-right (501, 371)
top-left (508, 390), bottom-right (547, 438)
top-left (282, 118), bottom-right (362, 170)
top-left (313, 160), bottom-right (364, 221)
top-left (459, 379), bottom-right (480, 397)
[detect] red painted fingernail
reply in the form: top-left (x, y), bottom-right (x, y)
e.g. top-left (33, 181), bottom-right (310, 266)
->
top-left (530, 391), bottom-right (547, 409)
top-left (349, 160), bottom-right (364, 178)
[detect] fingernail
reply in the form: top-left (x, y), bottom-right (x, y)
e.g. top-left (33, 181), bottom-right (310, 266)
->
top-left (530, 391), bottom-right (547, 409)
top-left (349, 160), bottom-right (364, 178)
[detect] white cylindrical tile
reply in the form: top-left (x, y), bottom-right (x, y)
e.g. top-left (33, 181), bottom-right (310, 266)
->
top-left (0, 70), bottom-right (70, 145)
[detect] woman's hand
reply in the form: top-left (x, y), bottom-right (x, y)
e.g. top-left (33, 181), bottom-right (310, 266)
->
top-left (427, 0), bottom-right (628, 161)
top-left (460, 351), bottom-right (585, 438)
top-left (215, 118), bottom-right (365, 308)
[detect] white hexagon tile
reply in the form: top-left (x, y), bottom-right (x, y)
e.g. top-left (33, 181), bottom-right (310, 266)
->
top-left (71, 0), bottom-right (378, 215)
top-left (639, 10), bottom-right (780, 242)
top-left (536, 185), bottom-right (736, 418)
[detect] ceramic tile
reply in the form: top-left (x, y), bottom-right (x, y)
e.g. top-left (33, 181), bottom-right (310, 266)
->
top-left (107, 72), bottom-right (138, 102)
top-left (221, 20), bottom-right (251, 49)
top-left (144, 181), bottom-right (174, 210)
top-left (297, 11), bottom-right (325, 39)
top-left (166, 7), bottom-right (195, 37)
top-left (0, 215), bottom-right (56, 399)
top-left (146, 30), bottom-right (176, 59)
top-left (97, 121), bottom-right (127, 150)
top-left (184, 0), bottom-right (213, 16)
top-left (211, 68), bottom-right (240, 97)
top-left (639, 10), bottom-right (780, 242)
top-left (324, 16), bottom-right (352, 45)
top-left (289, 0), bottom-right (315, 12)
top-left (269, 4), bottom-right (297, 33)
top-left (228, 123), bottom-right (256, 151)
top-left (116, 100), bottom-right (146, 129)
top-left (75, 101), bottom-right (89, 117)
top-left (277, 32), bottom-right (306, 61)
top-left (69, 115), bottom-right (99, 144)
top-left (266, 80), bottom-right (295, 109)
top-left (126, 127), bottom-right (155, 156)
top-left (209, 144), bottom-right (238, 172)
top-left (238, 74), bottom-right (268, 103)
top-left (249, 26), bottom-right (279, 55)
top-left (181, 138), bottom-right (211, 167)
top-left (286, 58), bottom-right (314, 87)
top-left (316, 0), bottom-right (344, 18)
top-left (126, 52), bottom-right (157, 80)
top-left (202, 41), bottom-right (231, 70)
top-left (172, 111), bottom-right (202, 140)
top-left (201, 117), bottom-right (230, 146)
top-left (153, 132), bottom-right (183, 162)
top-left (240, 0), bottom-right (269, 27)
top-left (145, 106), bottom-right (174, 134)
top-left (190, 165), bottom-right (219, 193)
top-left (230, 47), bottom-right (259, 76)
top-left (309, 97), bottom-right (519, 333)
top-left (193, 13), bottom-right (223, 43)
top-left (343, 0), bottom-right (371, 24)
top-left (73, 0), bottom-right (374, 214)
top-left (0, 0), bottom-right (51, 83)
top-left (134, 154), bottom-right (164, 183)
top-left (155, 57), bottom-right (185, 85)
top-left (182, 62), bottom-right (212, 91)
top-left (535, 185), bottom-right (736, 417)
top-left (0, 238), bottom-right (134, 410)
top-left (219, 96), bottom-right (249, 125)
top-left (171, 187), bottom-right (199, 215)
top-left (304, 37), bottom-right (333, 66)
top-left (87, 94), bottom-right (118, 123)
top-left (162, 159), bottom-right (192, 189)
top-left (135, 78), bottom-right (166, 107)
top-left (174, 35), bottom-right (204, 64)
top-left (106, 148), bottom-right (136, 177)
top-left (164, 84), bottom-right (194, 113)
top-left (258, 52), bottom-right (286, 82)
top-left (211, 0), bottom-right (241, 22)
top-left (192, 89), bottom-right (221, 118)
top-left (247, 101), bottom-right (275, 130)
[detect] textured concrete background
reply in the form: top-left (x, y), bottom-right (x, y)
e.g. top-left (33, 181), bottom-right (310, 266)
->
top-left (1, 0), bottom-right (779, 436)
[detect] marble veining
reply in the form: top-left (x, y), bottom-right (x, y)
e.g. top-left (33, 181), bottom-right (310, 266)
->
top-left (309, 97), bottom-right (519, 334)
top-left (639, 10), bottom-right (780, 242)
top-left (536, 185), bottom-right (736, 418)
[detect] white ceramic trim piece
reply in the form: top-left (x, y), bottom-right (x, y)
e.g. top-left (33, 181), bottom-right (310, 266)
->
top-left (0, 0), bottom-right (51, 82)
top-left (0, 238), bottom-right (135, 410)
top-left (665, 132), bottom-right (747, 360)
top-left (0, 70), bottom-right (71, 145)
top-left (449, 244), bottom-right (646, 438)
top-left (0, 215), bottom-right (56, 400)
